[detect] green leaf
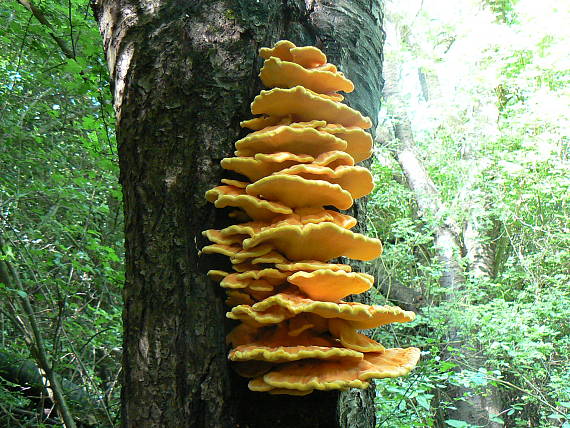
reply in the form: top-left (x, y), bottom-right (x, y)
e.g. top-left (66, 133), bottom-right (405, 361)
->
top-left (445, 420), bottom-right (470, 428)
top-left (6, 288), bottom-right (28, 298)
top-left (548, 413), bottom-right (565, 420)
top-left (416, 394), bottom-right (431, 410)
top-left (62, 59), bottom-right (82, 74)
top-left (15, 289), bottom-right (28, 298)
top-left (489, 415), bottom-right (504, 424)
top-left (0, 245), bottom-right (15, 260)
top-left (81, 116), bottom-right (98, 130)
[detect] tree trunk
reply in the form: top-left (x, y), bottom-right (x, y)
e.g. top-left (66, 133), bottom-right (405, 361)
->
top-left (451, 200), bottom-right (503, 427)
top-left (392, 137), bottom-right (465, 291)
top-left (372, 264), bottom-right (425, 313)
top-left (91, 1), bottom-right (385, 426)
top-left (391, 111), bottom-right (503, 428)
top-left (463, 210), bottom-right (496, 279)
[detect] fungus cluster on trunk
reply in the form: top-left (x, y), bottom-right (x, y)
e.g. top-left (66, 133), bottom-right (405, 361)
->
top-left (202, 40), bottom-right (420, 395)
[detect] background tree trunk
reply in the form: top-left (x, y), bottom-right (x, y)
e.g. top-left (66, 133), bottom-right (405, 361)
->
top-left (386, 103), bottom-right (503, 427)
top-left (0, 348), bottom-right (107, 426)
top-left (392, 114), bottom-right (465, 292)
top-left (91, 0), bottom-right (385, 426)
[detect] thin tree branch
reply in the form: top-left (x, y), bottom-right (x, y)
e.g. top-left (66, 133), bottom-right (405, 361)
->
top-left (0, 236), bottom-right (77, 428)
top-left (13, 408), bottom-right (60, 425)
top-left (67, 0), bottom-right (76, 58)
top-left (15, 0), bottom-right (76, 59)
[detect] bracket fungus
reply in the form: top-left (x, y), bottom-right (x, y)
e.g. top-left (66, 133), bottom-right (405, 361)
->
top-left (234, 123), bottom-right (346, 157)
top-left (202, 40), bottom-right (420, 395)
top-left (260, 56), bottom-right (355, 94)
top-left (251, 86), bottom-right (372, 128)
top-left (287, 270), bottom-right (374, 302)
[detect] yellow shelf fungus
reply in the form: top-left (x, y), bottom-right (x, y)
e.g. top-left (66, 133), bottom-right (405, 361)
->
top-left (202, 40), bottom-right (419, 396)
top-left (231, 344), bottom-right (362, 364)
top-left (240, 115), bottom-right (286, 130)
top-left (221, 152), bottom-right (315, 182)
top-left (260, 56), bottom-right (354, 94)
top-left (228, 292), bottom-right (416, 329)
top-left (251, 86), bottom-right (373, 129)
top-left (241, 222), bottom-right (382, 262)
top-left (248, 251), bottom-right (288, 265)
top-left (229, 326), bottom-right (363, 363)
top-left (328, 318), bottom-right (386, 353)
top-left (275, 261), bottom-right (353, 273)
top-left (225, 291), bottom-right (255, 307)
top-left (234, 123), bottom-right (347, 157)
top-left (251, 347), bottom-right (421, 393)
top-left (202, 229), bottom-right (246, 246)
top-left (205, 184), bottom-right (292, 220)
top-left (319, 124), bottom-right (374, 163)
top-left (246, 175), bottom-right (354, 210)
top-left (275, 164), bottom-right (374, 199)
top-left (312, 150), bottom-right (355, 168)
top-left (287, 269), bottom-right (374, 302)
top-left (259, 40), bottom-right (327, 69)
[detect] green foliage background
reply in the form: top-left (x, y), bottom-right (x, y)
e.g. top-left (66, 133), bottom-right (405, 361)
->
top-left (369, 0), bottom-right (569, 426)
top-left (1, 0), bottom-right (122, 425)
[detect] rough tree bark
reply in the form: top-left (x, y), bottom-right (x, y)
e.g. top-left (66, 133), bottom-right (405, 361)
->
top-left (91, 1), bottom-right (385, 427)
